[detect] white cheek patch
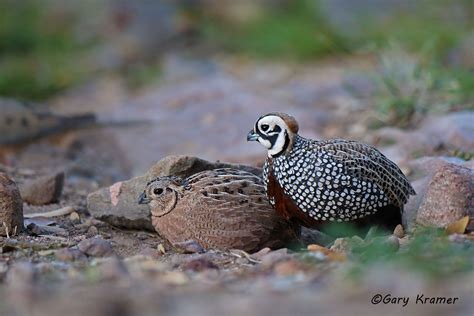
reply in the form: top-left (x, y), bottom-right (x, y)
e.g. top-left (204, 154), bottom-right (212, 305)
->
top-left (258, 138), bottom-right (272, 149)
top-left (268, 132), bottom-right (286, 157)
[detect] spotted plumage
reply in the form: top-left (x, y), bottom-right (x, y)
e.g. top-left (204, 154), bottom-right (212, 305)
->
top-left (248, 112), bottom-right (416, 232)
top-left (138, 168), bottom-right (300, 252)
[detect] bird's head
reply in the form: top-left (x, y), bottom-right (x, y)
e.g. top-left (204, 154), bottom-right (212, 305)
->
top-left (138, 176), bottom-right (183, 217)
top-left (247, 112), bottom-right (299, 157)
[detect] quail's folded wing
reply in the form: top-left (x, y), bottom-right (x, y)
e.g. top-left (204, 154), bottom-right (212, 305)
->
top-left (315, 139), bottom-right (416, 208)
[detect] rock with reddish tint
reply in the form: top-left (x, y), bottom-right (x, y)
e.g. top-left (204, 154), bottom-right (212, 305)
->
top-left (20, 172), bottom-right (64, 205)
top-left (78, 237), bottom-right (114, 257)
top-left (259, 248), bottom-right (291, 268)
top-left (86, 155), bottom-right (262, 231)
top-left (273, 259), bottom-right (305, 276)
top-left (416, 164), bottom-right (474, 227)
top-left (0, 173), bottom-right (23, 236)
top-left (404, 157), bottom-right (473, 227)
top-left (182, 257), bottom-right (219, 272)
top-left (55, 248), bottom-right (87, 261)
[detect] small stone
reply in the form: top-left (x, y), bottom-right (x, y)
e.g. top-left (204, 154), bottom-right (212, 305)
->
top-left (138, 247), bottom-right (162, 259)
top-left (87, 226), bottom-right (99, 237)
top-left (69, 211), bottom-right (81, 223)
top-left (393, 224), bottom-right (404, 238)
top-left (97, 257), bottom-right (129, 280)
top-left (330, 236), bottom-right (364, 253)
top-left (78, 237), bottom-right (114, 257)
top-left (20, 171), bottom-right (64, 205)
top-left (182, 257), bottom-right (219, 272)
top-left (251, 247), bottom-right (271, 260)
top-left (55, 248), bottom-right (87, 261)
top-left (259, 248), bottom-right (290, 267)
top-left (386, 235), bottom-right (400, 252)
top-left (174, 240), bottom-right (205, 254)
top-left (273, 259), bottom-right (304, 276)
top-left (448, 233), bottom-right (469, 243)
top-left (416, 164), bottom-right (473, 227)
top-left (162, 271), bottom-right (189, 285)
top-left (308, 244), bottom-right (347, 262)
top-left (26, 223), bottom-right (68, 237)
top-left (0, 173), bottom-right (23, 236)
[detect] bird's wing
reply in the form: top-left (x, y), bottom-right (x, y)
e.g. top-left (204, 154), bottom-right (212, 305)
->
top-left (315, 139), bottom-right (415, 207)
top-left (183, 170), bottom-right (286, 251)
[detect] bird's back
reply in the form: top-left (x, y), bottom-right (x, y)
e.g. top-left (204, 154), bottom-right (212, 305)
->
top-left (155, 168), bottom-right (299, 252)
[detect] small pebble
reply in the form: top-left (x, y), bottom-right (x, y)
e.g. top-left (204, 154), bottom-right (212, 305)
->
top-left (393, 224), bottom-right (405, 238)
top-left (78, 237), bottom-right (114, 257)
top-left (69, 212), bottom-right (81, 223)
top-left (55, 248), bottom-right (88, 262)
top-left (182, 257), bottom-right (218, 272)
top-left (87, 226), bottom-right (99, 237)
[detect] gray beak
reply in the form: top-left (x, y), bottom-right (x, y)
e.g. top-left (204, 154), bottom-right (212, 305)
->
top-left (247, 130), bottom-right (259, 141)
top-left (138, 192), bottom-right (151, 205)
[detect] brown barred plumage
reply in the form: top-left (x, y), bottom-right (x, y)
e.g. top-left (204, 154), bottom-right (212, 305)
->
top-left (139, 168), bottom-right (300, 252)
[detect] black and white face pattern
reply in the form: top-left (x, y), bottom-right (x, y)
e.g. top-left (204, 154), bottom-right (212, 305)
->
top-left (252, 115), bottom-right (291, 157)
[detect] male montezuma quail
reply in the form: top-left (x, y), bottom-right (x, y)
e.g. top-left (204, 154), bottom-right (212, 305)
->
top-left (138, 168), bottom-right (299, 252)
top-left (247, 112), bottom-right (415, 232)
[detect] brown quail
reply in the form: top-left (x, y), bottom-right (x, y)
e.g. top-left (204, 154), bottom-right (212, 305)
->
top-left (138, 168), bottom-right (300, 252)
top-left (247, 112), bottom-right (416, 233)
top-left (0, 173), bottom-right (23, 236)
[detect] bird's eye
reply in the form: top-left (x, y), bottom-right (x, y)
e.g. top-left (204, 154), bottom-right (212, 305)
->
top-left (261, 124), bottom-right (270, 132)
top-left (153, 188), bottom-right (164, 195)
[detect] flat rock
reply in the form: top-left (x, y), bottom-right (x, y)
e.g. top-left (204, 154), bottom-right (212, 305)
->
top-left (20, 172), bottom-right (65, 205)
top-left (0, 173), bottom-right (23, 236)
top-left (55, 248), bottom-right (88, 262)
top-left (87, 155), bottom-right (262, 231)
top-left (77, 237), bottom-right (114, 257)
top-left (416, 164), bottom-right (474, 227)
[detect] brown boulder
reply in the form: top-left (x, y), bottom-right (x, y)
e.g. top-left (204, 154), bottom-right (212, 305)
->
top-left (0, 173), bottom-right (23, 236)
top-left (416, 164), bottom-right (474, 227)
top-left (20, 172), bottom-right (64, 205)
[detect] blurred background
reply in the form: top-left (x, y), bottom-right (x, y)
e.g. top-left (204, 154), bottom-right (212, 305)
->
top-left (0, 0), bottom-right (473, 178)
top-left (0, 1), bottom-right (473, 316)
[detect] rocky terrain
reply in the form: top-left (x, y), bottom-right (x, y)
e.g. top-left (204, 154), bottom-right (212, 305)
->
top-left (0, 55), bottom-right (473, 316)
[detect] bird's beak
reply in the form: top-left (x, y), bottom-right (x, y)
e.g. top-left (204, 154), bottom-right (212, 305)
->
top-left (138, 192), bottom-right (151, 205)
top-left (247, 130), bottom-right (259, 142)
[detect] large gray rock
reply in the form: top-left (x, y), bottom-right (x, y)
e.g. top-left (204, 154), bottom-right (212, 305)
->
top-left (87, 155), bottom-right (262, 231)
top-left (372, 112), bottom-right (474, 166)
top-left (416, 164), bottom-right (474, 227)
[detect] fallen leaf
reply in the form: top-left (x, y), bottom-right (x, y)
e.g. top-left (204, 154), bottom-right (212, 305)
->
top-left (446, 216), bottom-right (470, 235)
top-left (308, 244), bottom-right (346, 262)
top-left (158, 244), bottom-right (166, 254)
